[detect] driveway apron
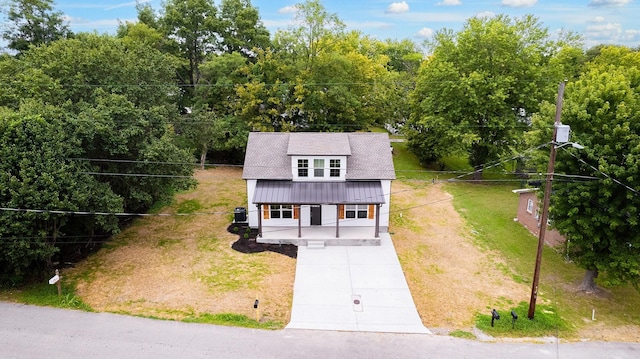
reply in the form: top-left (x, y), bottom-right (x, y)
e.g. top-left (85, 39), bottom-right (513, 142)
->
top-left (286, 234), bottom-right (431, 334)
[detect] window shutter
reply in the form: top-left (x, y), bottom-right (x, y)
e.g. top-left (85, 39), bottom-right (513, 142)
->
top-left (368, 204), bottom-right (375, 219)
top-left (263, 205), bottom-right (269, 219)
top-left (339, 205), bottom-right (344, 219)
top-left (294, 206), bottom-right (299, 219)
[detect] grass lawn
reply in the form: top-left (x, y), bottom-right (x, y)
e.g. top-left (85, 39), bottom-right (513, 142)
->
top-left (59, 167), bottom-right (294, 328)
top-left (393, 144), bottom-right (640, 340)
top-left (446, 182), bottom-right (640, 339)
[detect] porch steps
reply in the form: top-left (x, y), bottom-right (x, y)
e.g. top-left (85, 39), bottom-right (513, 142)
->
top-left (307, 240), bottom-right (325, 249)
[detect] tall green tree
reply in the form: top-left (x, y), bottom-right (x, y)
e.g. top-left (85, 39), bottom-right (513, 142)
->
top-left (528, 46), bottom-right (640, 290)
top-left (218, 0), bottom-right (270, 56)
top-left (160, 0), bottom-right (220, 102)
top-left (0, 105), bottom-right (122, 285)
top-left (407, 15), bottom-right (568, 177)
top-left (278, 0), bottom-right (345, 69)
top-left (17, 33), bottom-right (177, 110)
top-left (1, 0), bottom-right (72, 55)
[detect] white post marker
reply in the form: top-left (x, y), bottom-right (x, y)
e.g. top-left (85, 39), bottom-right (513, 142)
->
top-left (49, 269), bottom-right (61, 296)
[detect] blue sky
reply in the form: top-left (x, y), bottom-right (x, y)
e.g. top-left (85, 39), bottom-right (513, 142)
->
top-left (10, 0), bottom-right (640, 48)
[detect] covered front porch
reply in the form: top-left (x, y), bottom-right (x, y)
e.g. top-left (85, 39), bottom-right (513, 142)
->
top-left (258, 226), bottom-right (381, 246)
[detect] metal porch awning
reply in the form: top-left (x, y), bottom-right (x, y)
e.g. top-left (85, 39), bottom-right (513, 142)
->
top-left (252, 180), bottom-right (385, 205)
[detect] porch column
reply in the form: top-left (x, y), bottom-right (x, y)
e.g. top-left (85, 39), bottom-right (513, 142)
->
top-left (375, 204), bottom-right (381, 238)
top-left (257, 204), bottom-right (263, 238)
top-left (297, 205), bottom-right (302, 238)
top-left (336, 204), bottom-right (340, 238)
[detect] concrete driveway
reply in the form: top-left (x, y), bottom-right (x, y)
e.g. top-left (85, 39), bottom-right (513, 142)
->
top-left (286, 234), bottom-right (430, 334)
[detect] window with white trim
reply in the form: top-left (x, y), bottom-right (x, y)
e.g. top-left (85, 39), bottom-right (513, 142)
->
top-left (345, 204), bottom-right (368, 219)
top-left (330, 159), bottom-right (340, 177)
top-left (314, 159), bottom-right (324, 177)
top-left (526, 198), bottom-right (534, 213)
top-left (270, 205), bottom-right (293, 219)
top-left (298, 159), bottom-right (308, 177)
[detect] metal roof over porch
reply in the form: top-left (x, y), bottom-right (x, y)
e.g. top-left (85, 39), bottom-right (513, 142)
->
top-left (252, 180), bottom-right (385, 205)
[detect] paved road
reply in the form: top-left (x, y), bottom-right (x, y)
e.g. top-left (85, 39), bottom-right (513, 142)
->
top-left (1, 302), bottom-right (639, 359)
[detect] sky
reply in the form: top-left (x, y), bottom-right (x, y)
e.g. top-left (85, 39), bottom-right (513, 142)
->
top-left (6, 0), bottom-right (640, 49)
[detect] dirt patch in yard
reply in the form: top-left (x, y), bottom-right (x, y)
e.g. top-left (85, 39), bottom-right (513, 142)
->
top-left (391, 181), bottom-right (530, 329)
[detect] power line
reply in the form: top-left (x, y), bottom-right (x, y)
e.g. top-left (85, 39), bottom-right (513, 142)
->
top-left (563, 149), bottom-right (640, 196)
top-left (80, 172), bottom-right (193, 178)
top-left (0, 207), bottom-right (229, 217)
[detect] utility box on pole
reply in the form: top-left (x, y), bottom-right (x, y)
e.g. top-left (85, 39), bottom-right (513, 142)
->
top-left (556, 124), bottom-right (570, 143)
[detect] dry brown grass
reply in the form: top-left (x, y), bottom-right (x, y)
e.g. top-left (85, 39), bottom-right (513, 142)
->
top-left (70, 167), bottom-right (296, 324)
top-left (391, 181), bottom-right (530, 330)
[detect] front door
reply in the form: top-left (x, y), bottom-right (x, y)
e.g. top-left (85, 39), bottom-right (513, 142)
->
top-left (310, 205), bottom-right (322, 225)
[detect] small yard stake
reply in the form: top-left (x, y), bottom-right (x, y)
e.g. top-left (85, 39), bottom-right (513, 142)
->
top-left (592, 309), bottom-right (596, 321)
top-left (254, 298), bottom-right (260, 322)
top-left (56, 271), bottom-right (62, 296)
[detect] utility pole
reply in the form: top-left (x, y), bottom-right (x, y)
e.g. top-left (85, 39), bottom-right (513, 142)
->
top-left (528, 81), bottom-right (566, 320)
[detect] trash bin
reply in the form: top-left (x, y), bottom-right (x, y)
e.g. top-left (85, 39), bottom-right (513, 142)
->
top-left (234, 207), bottom-right (247, 222)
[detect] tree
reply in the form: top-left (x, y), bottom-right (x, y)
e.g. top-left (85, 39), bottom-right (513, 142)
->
top-left (218, 0), bottom-right (270, 56)
top-left (528, 46), bottom-right (640, 291)
top-left (3, 33), bottom-right (194, 217)
top-left (281, 0), bottom-right (345, 69)
top-left (183, 52), bottom-right (249, 167)
top-left (160, 0), bottom-right (220, 103)
top-left (296, 32), bottom-right (391, 131)
top-left (1, 0), bottom-right (72, 55)
top-left (0, 105), bottom-right (122, 285)
top-left (407, 15), bottom-right (567, 177)
top-left (19, 33), bottom-right (178, 110)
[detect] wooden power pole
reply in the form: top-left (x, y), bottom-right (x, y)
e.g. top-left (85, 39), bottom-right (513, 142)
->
top-left (528, 81), bottom-right (566, 320)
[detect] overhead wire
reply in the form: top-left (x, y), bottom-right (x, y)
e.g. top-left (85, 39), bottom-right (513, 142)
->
top-left (563, 148), bottom-right (640, 196)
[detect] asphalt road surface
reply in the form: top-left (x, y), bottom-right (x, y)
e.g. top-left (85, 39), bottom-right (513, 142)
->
top-left (1, 302), bottom-right (639, 359)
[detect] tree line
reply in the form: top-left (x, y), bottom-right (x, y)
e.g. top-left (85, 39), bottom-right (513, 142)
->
top-left (1, 0), bottom-right (639, 291)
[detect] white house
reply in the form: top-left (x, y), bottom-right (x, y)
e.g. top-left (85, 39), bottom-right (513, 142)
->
top-left (242, 132), bottom-right (395, 246)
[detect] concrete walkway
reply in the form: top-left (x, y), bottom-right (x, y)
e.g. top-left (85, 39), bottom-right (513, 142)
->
top-left (286, 233), bottom-right (431, 334)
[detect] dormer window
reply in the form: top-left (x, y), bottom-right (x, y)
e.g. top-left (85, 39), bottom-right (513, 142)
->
top-left (330, 159), bottom-right (340, 177)
top-left (298, 159), bottom-right (308, 177)
top-left (314, 159), bottom-right (324, 177)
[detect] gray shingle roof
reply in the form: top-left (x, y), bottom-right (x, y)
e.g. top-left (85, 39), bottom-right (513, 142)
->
top-left (242, 132), bottom-right (395, 180)
top-left (287, 133), bottom-right (351, 155)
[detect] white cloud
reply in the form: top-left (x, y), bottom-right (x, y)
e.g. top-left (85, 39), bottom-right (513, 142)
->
top-left (475, 11), bottom-right (496, 19)
top-left (346, 20), bottom-right (394, 31)
top-left (588, 0), bottom-right (631, 7)
top-left (105, 1), bottom-right (150, 11)
top-left (586, 22), bottom-right (622, 39)
top-left (278, 5), bottom-right (298, 14)
top-left (621, 29), bottom-right (640, 42)
top-left (588, 16), bottom-right (606, 23)
top-left (501, 0), bottom-right (538, 7)
top-left (66, 17), bottom-right (131, 29)
top-left (386, 1), bottom-right (410, 14)
top-left (437, 0), bottom-right (462, 5)
top-left (416, 27), bottom-right (434, 38)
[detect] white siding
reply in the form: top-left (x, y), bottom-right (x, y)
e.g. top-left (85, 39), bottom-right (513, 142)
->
top-left (246, 180), bottom-right (258, 227)
top-left (291, 155), bottom-right (346, 181)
